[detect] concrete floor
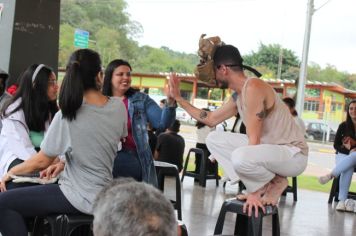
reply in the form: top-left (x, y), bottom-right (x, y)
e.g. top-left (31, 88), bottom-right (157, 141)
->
top-left (163, 177), bottom-right (356, 236)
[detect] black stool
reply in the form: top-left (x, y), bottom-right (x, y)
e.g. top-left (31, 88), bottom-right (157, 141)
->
top-left (214, 198), bottom-right (280, 236)
top-left (154, 161), bottom-right (182, 220)
top-left (178, 220), bottom-right (188, 236)
top-left (32, 214), bottom-right (93, 236)
top-left (328, 169), bottom-right (356, 203)
top-left (181, 148), bottom-right (219, 187)
top-left (281, 177), bottom-right (298, 201)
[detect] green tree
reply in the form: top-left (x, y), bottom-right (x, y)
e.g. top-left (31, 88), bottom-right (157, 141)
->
top-left (58, 24), bottom-right (76, 68)
top-left (94, 27), bottom-right (121, 66)
top-left (243, 43), bottom-right (300, 79)
top-left (59, 0), bottom-right (142, 66)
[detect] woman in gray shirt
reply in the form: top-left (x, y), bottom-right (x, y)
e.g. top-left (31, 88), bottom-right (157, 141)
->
top-left (0, 49), bottom-right (127, 236)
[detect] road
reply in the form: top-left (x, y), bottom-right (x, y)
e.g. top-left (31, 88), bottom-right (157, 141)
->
top-left (179, 124), bottom-right (339, 177)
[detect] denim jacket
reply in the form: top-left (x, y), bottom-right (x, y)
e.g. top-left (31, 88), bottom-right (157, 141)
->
top-left (128, 91), bottom-right (176, 185)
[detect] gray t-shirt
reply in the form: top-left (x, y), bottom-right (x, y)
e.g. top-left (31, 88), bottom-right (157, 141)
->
top-left (41, 97), bottom-right (127, 214)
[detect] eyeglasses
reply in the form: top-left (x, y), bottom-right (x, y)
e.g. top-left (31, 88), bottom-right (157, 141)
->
top-left (216, 64), bottom-right (240, 69)
top-left (48, 80), bottom-right (58, 86)
top-left (117, 72), bottom-right (131, 77)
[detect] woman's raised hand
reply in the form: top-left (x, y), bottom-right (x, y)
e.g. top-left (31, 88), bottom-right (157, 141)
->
top-left (168, 73), bottom-right (182, 102)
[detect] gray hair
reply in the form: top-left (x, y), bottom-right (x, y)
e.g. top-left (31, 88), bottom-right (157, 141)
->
top-left (93, 178), bottom-right (177, 236)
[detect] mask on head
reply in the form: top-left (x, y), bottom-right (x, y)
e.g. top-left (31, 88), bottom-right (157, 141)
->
top-left (194, 34), bottom-right (224, 85)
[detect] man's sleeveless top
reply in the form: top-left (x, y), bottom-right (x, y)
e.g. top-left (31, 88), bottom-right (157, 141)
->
top-left (236, 79), bottom-right (308, 156)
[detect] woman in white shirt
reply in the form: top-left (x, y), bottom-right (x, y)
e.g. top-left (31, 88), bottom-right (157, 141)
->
top-left (195, 108), bottom-right (216, 175)
top-left (0, 64), bottom-right (58, 188)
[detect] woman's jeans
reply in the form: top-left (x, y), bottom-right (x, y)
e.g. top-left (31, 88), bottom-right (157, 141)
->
top-left (113, 149), bottom-right (142, 181)
top-left (0, 184), bottom-right (80, 236)
top-left (332, 152), bottom-right (356, 201)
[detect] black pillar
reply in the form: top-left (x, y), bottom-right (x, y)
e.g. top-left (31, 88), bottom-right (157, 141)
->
top-left (0, 0), bottom-right (60, 86)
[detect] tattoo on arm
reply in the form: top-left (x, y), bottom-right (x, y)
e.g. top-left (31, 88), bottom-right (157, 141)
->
top-left (199, 110), bottom-right (208, 120)
top-left (256, 100), bottom-right (267, 120)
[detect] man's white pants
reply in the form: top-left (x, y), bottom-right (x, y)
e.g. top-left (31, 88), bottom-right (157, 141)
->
top-left (206, 131), bottom-right (307, 193)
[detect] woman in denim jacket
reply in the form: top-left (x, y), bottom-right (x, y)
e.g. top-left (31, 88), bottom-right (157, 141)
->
top-left (102, 59), bottom-right (176, 186)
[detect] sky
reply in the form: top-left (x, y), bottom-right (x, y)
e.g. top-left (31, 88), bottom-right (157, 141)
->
top-left (125, 0), bottom-right (356, 74)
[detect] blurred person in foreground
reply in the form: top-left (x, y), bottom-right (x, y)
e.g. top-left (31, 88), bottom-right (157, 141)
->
top-left (93, 178), bottom-right (177, 236)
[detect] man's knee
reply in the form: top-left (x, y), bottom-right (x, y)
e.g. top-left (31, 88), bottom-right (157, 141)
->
top-left (231, 147), bottom-right (254, 174)
top-left (206, 131), bottom-right (220, 149)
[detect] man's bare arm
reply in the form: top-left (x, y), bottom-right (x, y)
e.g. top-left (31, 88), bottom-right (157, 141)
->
top-left (176, 96), bottom-right (237, 127)
top-left (169, 74), bottom-right (237, 127)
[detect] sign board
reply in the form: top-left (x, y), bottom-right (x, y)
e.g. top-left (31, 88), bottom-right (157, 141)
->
top-left (324, 96), bottom-right (331, 113)
top-left (74, 28), bottom-right (89, 48)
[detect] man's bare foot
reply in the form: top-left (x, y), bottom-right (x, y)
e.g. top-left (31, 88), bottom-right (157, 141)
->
top-left (261, 175), bottom-right (288, 206)
top-left (237, 194), bottom-right (247, 200)
top-left (236, 183), bottom-right (269, 201)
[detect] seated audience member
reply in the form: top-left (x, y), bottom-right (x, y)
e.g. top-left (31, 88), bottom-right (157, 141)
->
top-left (0, 69), bottom-right (11, 131)
top-left (93, 178), bottom-right (177, 236)
top-left (0, 49), bottom-right (127, 236)
top-left (0, 64), bottom-right (59, 189)
top-left (195, 109), bottom-right (217, 175)
top-left (319, 100), bottom-right (356, 211)
top-left (154, 120), bottom-right (185, 172)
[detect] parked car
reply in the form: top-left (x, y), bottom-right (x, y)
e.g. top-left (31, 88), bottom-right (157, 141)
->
top-left (176, 107), bottom-right (195, 124)
top-left (305, 122), bottom-right (336, 142)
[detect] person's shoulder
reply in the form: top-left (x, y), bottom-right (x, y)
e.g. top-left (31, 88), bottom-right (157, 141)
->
top-left (339, 121), bottom-right (347, 128)
top-left (245, 78), bottom-right (267, 93)
top-left (52, 110), bottom-right (63, 120)
top-left (108, 97), bottom-right (126, 109)
top-left (157, 132), bottom-right (168, 139)
top-left (177, 134), bottom-right (185, 141)
top-left (128, 89), bottom-right (145, 99)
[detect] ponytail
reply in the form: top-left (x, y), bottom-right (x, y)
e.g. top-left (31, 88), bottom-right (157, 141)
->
top-left (59, 62), bottom-right (84, 121)
top-left (59, 49), bottom-right (102, 121)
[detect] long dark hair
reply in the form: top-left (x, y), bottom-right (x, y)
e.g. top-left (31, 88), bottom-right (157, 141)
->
top-left (345, 99), bottom-right (356, 137)
top-left (102, 59), bottom-right (138, 98)
top-left (1, 64), bottom-right (58, 132)
top-left (283, 97), bottom-right (298, 116)
top-left (59, 49), bottom-right (102, 121)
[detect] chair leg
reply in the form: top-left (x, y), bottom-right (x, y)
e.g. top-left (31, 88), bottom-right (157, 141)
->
top-left (234, 214), bottom-right (248, 236)
top-left (213, 202), bottom-right (228, 235)
top-left (238, 181), bottom-right (246, 194)
top-left (272, 210), bottom-right (280, 236)
top-left (215, 162), bottom-right (219, 187)
top-left (175, 171), bottom-right (182, 221)
top-left (181, 151), bottom-right (191, 183)
top-left (200, 153), bottom-right (206, 187)
top-left (328, 177), bottom-right (339, 204)
top-left (248, 214), bottom-right (263, 236)
top-left (292, 177), bottom-right (297, 202)
top-left (157, 171), bottom-right (165, 192)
